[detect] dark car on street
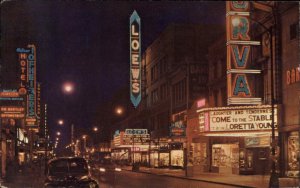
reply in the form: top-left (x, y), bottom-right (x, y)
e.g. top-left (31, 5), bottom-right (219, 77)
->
top-left (96, 158), bottom-right (122, 182)
top-left (44, 157), bottom-right (99, 188)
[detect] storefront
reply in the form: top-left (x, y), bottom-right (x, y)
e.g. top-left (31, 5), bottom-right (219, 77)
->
top-left (149, 138), bottom-right (169, 168)
top-left (169, 142), bottom-right (184, 168)
top-left (169, 119), bottom-right (186, 169)
top-left (211, 143), bottom-right (239, 174)
top-left (196, 105), bottom-right (279, 175)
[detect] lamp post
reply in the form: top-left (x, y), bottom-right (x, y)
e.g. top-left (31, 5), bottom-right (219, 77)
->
top-left (251, 16), bottom-right (279, 188)
top-left (82, 135), bottom-right (87, 157)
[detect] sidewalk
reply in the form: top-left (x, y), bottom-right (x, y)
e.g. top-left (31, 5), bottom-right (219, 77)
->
top-left (122, 166), bottom-right (299, 188)
top-left (0, 164), bottom-right (45, 188)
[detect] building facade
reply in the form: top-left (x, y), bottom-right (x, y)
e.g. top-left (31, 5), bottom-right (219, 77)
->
top-left (191, 2), bottom-right (299, 178)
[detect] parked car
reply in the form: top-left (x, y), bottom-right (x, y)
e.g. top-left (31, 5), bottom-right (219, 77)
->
top-left (44, 157), bottom-right (99, 188)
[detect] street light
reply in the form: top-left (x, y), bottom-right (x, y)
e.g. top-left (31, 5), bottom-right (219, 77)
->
top-left (58, 119), bottom-right (64, 125)
top-left (93, 127), bottom-right (98, 132)
top-left (56, 131), bottom-right (61, 136)
top-left (82, 135), bottom-right (87, 155)
top-left (115, 106), bottom-right (124, 116)
top-left (62, 82), bottom-right (74, 94)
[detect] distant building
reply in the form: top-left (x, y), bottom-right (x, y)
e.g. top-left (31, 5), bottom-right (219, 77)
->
top-left (112, 23), bottom-right (223, 168)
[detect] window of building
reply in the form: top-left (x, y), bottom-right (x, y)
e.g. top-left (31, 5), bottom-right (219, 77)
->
top-left (159, 57), bottom-right (167, 76)
top-left (151, 89), bottom-right (159, 105)
top-left (290, 22), bottom-right (299, 40)
top-left (160, 83), bottom-right (168, 101)
top-left (151, 64), bottom-right (159, 83)
top-left (172, 79), bottom-right (186, 105)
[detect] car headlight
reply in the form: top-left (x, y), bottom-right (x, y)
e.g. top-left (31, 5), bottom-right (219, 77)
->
top-left (99, 167), bottom-right (106, 172)
top-left (115, 167), bottom-right (122, 172)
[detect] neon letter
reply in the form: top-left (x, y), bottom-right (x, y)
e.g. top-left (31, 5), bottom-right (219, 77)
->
top-left (231, 45), bottom-right (250, 67)
top-left (232, 17), bottom-right (250, 40)
top-left (233, 75), bottom-right (250, 96)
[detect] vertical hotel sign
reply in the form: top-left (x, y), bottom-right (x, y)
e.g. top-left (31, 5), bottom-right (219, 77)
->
top-left (226, 2), bottom-right (261, 105)
top-left (130, 10), bottom-right (141, 108)
top-left (16, 45), bottom-right (37, 126)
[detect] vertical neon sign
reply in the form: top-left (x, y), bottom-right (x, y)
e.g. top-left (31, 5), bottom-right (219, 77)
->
top-left (130, 10), bottom-right (141, 108)
top-left (27, 44), bottom-right (37, 125)
top-left (226, 1), bottom-right (262, 105)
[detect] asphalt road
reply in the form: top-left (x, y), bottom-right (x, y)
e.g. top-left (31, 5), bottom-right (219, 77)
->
top-left (92, 170), bottom-right (240, 188)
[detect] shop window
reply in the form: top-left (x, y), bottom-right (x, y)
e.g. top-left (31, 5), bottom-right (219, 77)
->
top-left (212, 144), bottom-right (239, 168)
top-left (170, 150), bottom-right (184, 167)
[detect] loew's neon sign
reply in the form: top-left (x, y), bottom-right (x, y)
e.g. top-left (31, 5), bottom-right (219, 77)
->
top-left (130, 10), bottom-right (141, 108)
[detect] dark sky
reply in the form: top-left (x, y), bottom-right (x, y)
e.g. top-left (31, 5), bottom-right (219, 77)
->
top-left (2, 1), bottom-right (225, 148)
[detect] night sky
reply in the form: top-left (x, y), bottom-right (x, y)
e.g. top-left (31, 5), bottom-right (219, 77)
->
top-left (2, 1), bottom-right (225, 148)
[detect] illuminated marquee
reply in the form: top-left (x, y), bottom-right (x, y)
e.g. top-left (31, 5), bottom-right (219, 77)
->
top-left (198, 105), bottom-right (278, 132)
top-left (226, 1), bottom-right (262, 105)
top-left (123, 129), bottom-right (149, 145)
top-left (130, 10), bottom-right (141, 108)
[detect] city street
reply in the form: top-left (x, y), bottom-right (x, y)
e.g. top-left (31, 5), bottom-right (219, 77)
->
top-left (0, 1), bottom-right (299, 188)
top-left (94, 170), bottom-right (238, 188)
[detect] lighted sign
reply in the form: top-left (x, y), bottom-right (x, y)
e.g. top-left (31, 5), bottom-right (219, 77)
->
top-left (125, 129), bottom-right (147, 135)
top-left (286, 67), bottom-right (300, 85)
top-left (37, 83), bottom-right (41, 126)
top-left (123, 134), bottom-right (150, 145)
top-left (170, 121), bottom-right (186, 137)
top-left (123, 129), bottom-right (149, 145)
top-left (198, 105), bottom-right (278, 132)
top-left (226, 1), bottom-right (262, 105)
top-left (197, 98), bottom-right (206, 108)
top-left (26, 44), bottom-right (37, 123)
top-left (130, 10), bottom-right (141, 108)
top-left (16, 48), bottom-right (30, 95)
top-left (0, 106), bottom-right (25, 119)
top-left (0, 89), bottom-right (20, 98)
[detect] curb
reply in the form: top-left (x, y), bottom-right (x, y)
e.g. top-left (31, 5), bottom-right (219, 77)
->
top-left (122, 168), bottom-right (255, 188)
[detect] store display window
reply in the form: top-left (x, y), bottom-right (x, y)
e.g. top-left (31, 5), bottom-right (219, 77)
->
top-left (159, 153), bottom-right (169, 167)
top-left (287, 132), bottom-right (299, 177)
top-left (150, 152), bottom-right (159, 167)
top-left (193, 143), bottom-right (207, 166)
top-left (212, 144), bottom-right (239, 168)
top-left (170, 150), bottom-right (184, 167)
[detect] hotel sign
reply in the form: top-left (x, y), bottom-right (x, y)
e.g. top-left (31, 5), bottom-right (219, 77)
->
top-left (130, 10), bottom-right (141, 108)
top-left (198, 105), bottom-right (278, 132)
top-left (226, 1), bottom-right (262, 105)
top-left (17, 44), bottom-right (37, 126)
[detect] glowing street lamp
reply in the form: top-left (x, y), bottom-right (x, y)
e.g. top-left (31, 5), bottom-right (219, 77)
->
top-left (56, 131), bottom-right (61, 136)
top-left (115, 106), bottom-right (124, 115)
top-left (58, 119), bottom-right (64, 125)
top-left (62, 82), bottom-right (74, 94)
top-left (93, 127), bottom-right (98, 132)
